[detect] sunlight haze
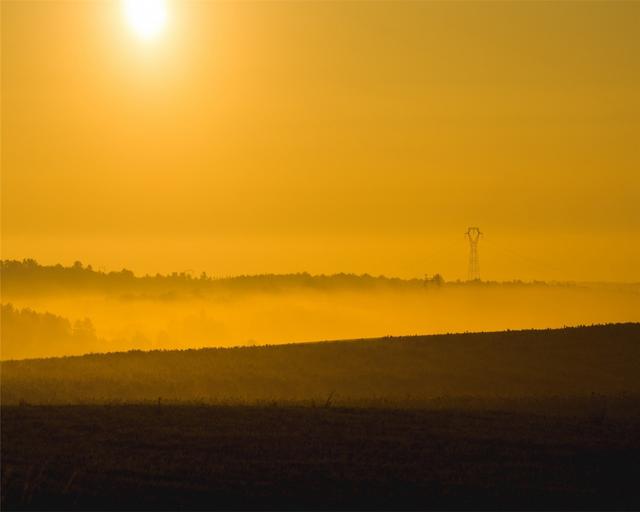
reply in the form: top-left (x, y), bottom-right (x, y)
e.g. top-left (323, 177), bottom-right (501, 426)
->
top-left (123, 0), bottom-right (168, 41)
top-left (2, 4), bottom-right (640, 508)
top-left (2, 0), bottom-right (639, 281)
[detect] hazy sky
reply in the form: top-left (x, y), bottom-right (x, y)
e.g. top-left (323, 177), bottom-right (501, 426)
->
top-left (2, 0), bottom-right (639, 281)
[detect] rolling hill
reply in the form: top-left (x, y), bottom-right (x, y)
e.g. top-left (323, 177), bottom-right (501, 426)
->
top-left (2, 323), bottom-right (639, 405)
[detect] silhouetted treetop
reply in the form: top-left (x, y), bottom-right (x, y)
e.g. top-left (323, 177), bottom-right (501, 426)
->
top-left (0, 259), bottom-right (589, 299)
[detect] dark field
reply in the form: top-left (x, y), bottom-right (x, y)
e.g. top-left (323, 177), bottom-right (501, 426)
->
top-left (3, 324), bottom-right (640, 510)
top-left (3, 324), bottom-right (640, 405)
top-left (3, 404), bottom-right (640, 511)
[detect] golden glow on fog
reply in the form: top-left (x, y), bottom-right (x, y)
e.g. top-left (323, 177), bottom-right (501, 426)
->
top-left (123, 0), bottom-right (167, 40)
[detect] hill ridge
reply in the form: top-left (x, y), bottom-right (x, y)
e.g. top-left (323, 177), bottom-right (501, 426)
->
top-left (3, 323), bottom-right (639, 405)
top-left (2, 322), bottom-right (638, 364)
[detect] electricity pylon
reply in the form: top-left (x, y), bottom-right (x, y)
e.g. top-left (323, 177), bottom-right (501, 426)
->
top-left (465, 227), bottom-right (482, 281)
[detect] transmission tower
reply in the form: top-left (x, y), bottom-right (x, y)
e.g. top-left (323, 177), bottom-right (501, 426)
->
top-left (465, 227), bottom-right (482, 281)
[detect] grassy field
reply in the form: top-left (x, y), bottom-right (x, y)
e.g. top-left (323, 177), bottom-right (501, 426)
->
top-left (3, 324), bottom-right (640, 405)
top-left (3, 403), bottom-right (640, 511)
top-left (2, 324), bottom-right (640, 510)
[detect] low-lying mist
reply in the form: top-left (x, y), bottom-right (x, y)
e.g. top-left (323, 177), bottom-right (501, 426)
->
top-left (2, 260), bottom-right (639, 360)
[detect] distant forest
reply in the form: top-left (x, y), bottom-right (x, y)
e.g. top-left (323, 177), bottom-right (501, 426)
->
top-left (0, 304), bottom-right (102, 361)
top-left (3, 260), bottom-right (638, 361)
top-left (1, 259), bottom-right (576, 297)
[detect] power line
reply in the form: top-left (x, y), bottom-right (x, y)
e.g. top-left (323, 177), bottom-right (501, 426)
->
top-left (465, 227), bottom-right (482, 281)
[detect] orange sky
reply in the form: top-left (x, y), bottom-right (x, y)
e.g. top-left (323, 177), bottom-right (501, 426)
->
top-left (2, 1), bottom-right (639, 281)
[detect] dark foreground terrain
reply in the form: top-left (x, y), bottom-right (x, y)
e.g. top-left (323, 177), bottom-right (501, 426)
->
top-left (3, 324), bottom-right (640, 510)
top-left (2, 403), bottom-right (640, 511)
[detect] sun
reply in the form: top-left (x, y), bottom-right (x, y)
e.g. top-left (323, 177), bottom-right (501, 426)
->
top-left (123, 0), bottom-right (168, 41)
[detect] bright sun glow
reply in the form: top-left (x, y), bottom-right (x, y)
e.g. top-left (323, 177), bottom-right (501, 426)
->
top-left (123, 0), bottom-right (167, 40)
